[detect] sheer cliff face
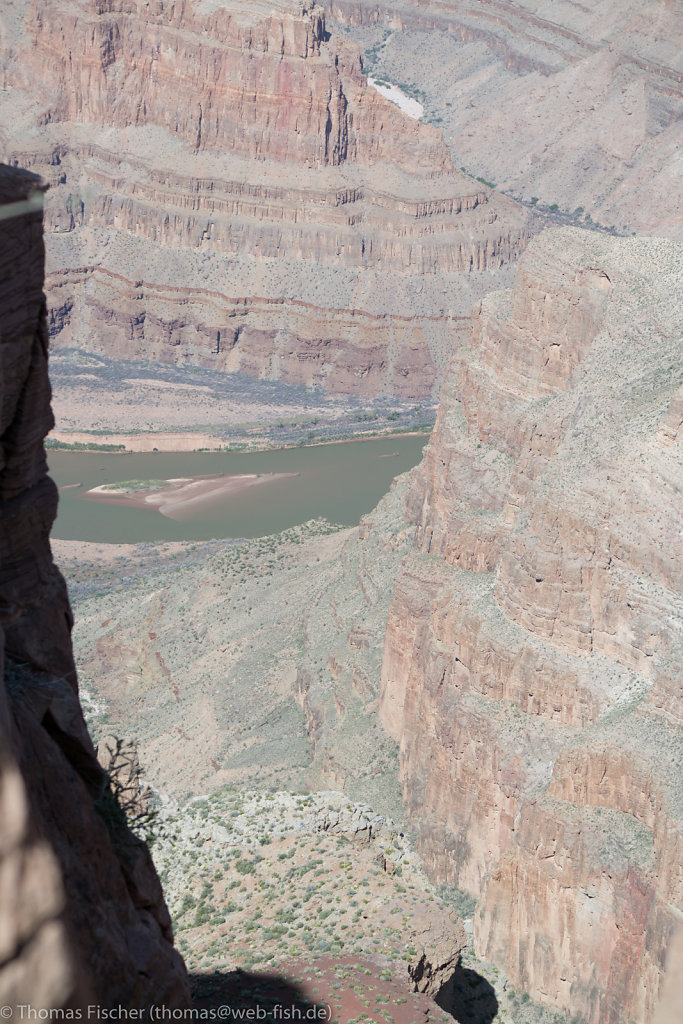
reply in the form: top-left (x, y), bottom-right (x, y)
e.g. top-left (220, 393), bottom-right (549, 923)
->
top-left (0, 0), bottom-right (531, 398)
top-left (28, 0), bottom-right (446, 173)
top-left (0, 166), bottom-right (190, 1011)
top-left (380, 228), bottom-right (683, 1024)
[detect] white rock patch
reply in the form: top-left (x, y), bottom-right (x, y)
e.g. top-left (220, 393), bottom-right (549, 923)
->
top-left (367, 76), bottom-right (423, 120)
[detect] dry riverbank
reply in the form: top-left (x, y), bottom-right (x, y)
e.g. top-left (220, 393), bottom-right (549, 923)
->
top-left (49, 427), bottom-right (430, 454)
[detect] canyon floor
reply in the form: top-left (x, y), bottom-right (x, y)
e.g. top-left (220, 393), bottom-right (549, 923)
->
top-left (152, 788), bottom-right (568, 1024)
top-left (61, 499), bottom-right (410, 810)
top-left (48, 349), bottom-right (436, 452)
top-left (58, 512), bottom-right (570, 1024)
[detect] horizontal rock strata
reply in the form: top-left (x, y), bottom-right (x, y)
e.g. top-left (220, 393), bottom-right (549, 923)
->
top-left (380, 227), bottom-right (683, 1024)
top-left (324, 0), bottom-right (683, 238)
top-left (0, 0), bottom-right (532, 398)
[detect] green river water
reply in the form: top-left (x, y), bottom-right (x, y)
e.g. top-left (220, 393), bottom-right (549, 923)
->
top-left (49, 435), bottom-right (428, 543)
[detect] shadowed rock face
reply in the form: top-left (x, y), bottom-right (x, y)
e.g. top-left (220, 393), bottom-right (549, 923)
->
top-left (380, 227), bottom-right (683, 1024)
top-left (0, 165), bottom-right (190, 1012)
top-left (0, 0), bottom-right (532, 399)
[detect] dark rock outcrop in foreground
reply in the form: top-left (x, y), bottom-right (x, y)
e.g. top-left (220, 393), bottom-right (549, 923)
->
top-left (0, 165), bottom-right (190, 1012)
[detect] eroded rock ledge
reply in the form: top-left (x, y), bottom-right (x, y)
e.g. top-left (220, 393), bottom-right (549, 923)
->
top-left (0, 165), bottom-right (190, 1011)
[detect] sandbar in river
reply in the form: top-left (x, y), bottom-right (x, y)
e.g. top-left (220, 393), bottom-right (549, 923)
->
top-left (84, 473), bottom-right (298, 521)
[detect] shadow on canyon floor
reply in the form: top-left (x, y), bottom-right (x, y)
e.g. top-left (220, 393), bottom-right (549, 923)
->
top-left (190, 959), bottom-right (498, 1023)
top-left (191, 969), bottom-right (327, 1019)
top-left (441, 964), bottom-right (498, 1024)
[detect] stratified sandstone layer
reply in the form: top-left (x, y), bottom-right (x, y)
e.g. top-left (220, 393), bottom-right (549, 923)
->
top-left (0, 0), bottom-right (531, 399)
top-left (380, 227), bottom-right (683, 1024)
top-left (0, 165), bottom-right (190, 1011)
top-left (325, 0), bottom-right (683, 238)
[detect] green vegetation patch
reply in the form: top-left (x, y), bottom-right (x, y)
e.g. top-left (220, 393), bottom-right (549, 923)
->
top-left (98, 479), bottom-right (175, 493)
top-left (46, 439), bottom-right (126, 451)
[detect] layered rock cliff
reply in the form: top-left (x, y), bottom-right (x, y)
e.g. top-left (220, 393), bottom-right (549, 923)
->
top-left (325, 0), bottom-right (683, 238)
top-left (0, 165), bottom-right (190, 1011)
top-left (0, 0), bottom-right (532, 399)
top-left (380, 228), bottom-right (683, 1023)
top-left (47, 222), bottom-right (682, 1018)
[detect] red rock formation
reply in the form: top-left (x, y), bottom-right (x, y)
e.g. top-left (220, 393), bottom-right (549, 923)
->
top-left (26, 0), bottom-right (449, 174)
top-left (380, 227), bottom-right (683, 1023)
top-left (0, 165), bottom-right (190, 1011)
top-left (0, 0), bottom-right (532, 398)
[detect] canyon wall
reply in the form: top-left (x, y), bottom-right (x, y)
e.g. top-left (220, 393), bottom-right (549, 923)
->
top-left (380, 227), bottom-right (683, 1023)
top-left (0, 165), bottom-right (190, 1010)
top-left (325, 0), bottom-right (683, 239)
top-left (0, 0), bottom-right (532, 400)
